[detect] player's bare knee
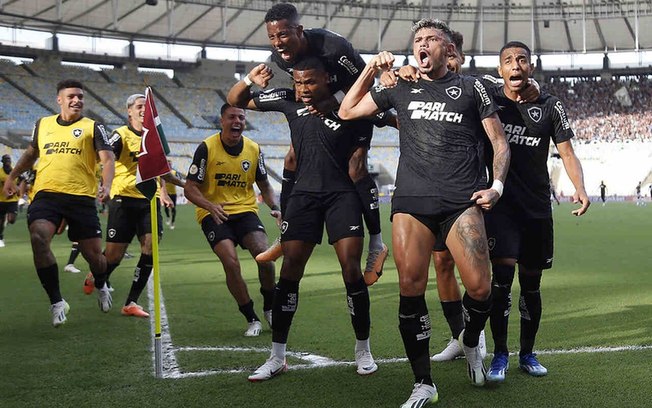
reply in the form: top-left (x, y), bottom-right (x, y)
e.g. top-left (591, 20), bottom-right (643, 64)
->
top-left (466, 284), bottom-right (491, 301)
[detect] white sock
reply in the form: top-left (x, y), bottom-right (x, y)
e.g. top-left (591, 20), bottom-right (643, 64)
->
top-left (272, 342), bottom-right (287, 359)
top-left (355, 338), bottom-right (370, 352)
top-left (368, 233), bottom-right (383, 251)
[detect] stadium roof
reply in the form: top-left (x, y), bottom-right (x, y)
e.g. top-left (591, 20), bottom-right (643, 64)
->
top-left (1, 0), bottom-right (651, 55)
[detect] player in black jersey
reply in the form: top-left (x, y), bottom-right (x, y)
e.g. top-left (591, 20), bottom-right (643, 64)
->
top-left (257, 3), bottom-right (389, 284)
top-left (340, 19), bottom-right (510, 405)
top-left (600, 181), bottom-right (607, 205)
top-left (228, 57), bottom-right (379, 382)
top-left (636, 181), bottom-right (645, 206)
top-left (482, 41), bottom-right (590, 383)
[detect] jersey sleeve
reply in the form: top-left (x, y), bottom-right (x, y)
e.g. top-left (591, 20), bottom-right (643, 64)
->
top-left (252, 88), bottom-right (294, 113)
top-left (107, 130), bottom-right (123, 158)
top-left (30, 118), bottom-right (42, 151)
top-left (93, 123), bottom-right (113, 152)
top-left (256, 148), bottom-right (268, 182)
top-left (186, 142), bottom-right (208, 184)
top-left (472, 78), bottom-right (499, 119)
top-left (322, 34), bottom-right (365, 91)
top-left (369, 83), bottom-right (395, 113)
top-left (550, 97), bottom-right (575, 144)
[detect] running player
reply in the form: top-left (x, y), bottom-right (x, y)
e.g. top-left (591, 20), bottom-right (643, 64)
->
top-left (0, 154), bottom-right (18, 248)
top-left (228, 57), bottom-right (378, 380)
top-left (339, 18), bottom-right (510, 404)
top-left (483, 41), bottom-right (590, 382)
top-left (257, 3), bottom-right (389, 284)
top-left (95, 93), bottom-right (184, 318)
top-left (184, 104), bottom-right (279, 336)
top-left (2, 79), bottom-right (115, 327)
top-left (600, 181), bottom-right (607, 205)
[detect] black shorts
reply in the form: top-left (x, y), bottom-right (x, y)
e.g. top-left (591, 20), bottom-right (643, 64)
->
top-left (484, 212), bottom-right (554, 270)
top-left (106, 196), bottom-right (163, 243)
top-left (27, 191), bottom-right (101, 241)
top-left (201, 211), bottom-right (266, 250)
top-left (406, 206), bottom-right (469, 248)
top-left (282, 191), bottom-right (363, 245)
top-left (168, 194), bottom-right (177, 205)
top-left (0, 201), bottom-right (18, 216)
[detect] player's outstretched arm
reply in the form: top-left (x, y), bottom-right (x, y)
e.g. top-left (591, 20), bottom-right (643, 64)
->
top-left (471, 113), bottom-right (511, 210)
top-left (227, 64), bottom-right (273, 110)
top-left (338, 51), bottom-right (394, 120)
top-left (162, 172), bottom-right (185, 188)
top-left (557, 140), bottom-right (590, 216)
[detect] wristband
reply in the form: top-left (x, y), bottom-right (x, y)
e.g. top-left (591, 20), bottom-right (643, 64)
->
top-left (491, 179), bottom-right (504, 197)
top-left (243, 74), bottom-right (253, 87)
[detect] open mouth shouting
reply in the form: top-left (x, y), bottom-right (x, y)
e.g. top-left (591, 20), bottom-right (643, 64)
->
top-left (417, 49), bottom-right (431, 69)
top-left (508, 74), bottom-right (525, 89)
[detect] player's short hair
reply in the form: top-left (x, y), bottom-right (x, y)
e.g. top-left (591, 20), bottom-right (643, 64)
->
top-left (56, 79), bottom-right (84, 93)
top-left (451, 30), bottom-right (464, 55)
top-left (411, 18), bottom-right (452, 42)
top-left (264, 3), bottom-right (300, 25)
top-left (293, 56), bottom-right (326, 73)
top-left (1, 154), bottom-right (10, 163)
top-left (500, 41), bottom-right (532, 60)
top-left (126, 93), bottom-right (145, 109)
top-left (220, 103), bottom-right (244, 117)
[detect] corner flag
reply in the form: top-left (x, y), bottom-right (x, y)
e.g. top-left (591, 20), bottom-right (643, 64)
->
top-left (136, 87), bottom-right (171, 199)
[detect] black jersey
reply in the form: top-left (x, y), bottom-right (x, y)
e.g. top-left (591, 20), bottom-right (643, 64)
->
top-left (488, 87), bottom-right (574, 218)
top-left (253, 88), bottom-right (372, 193)
top-left (271, 28), bottom-right (366, 95)
top-left (370, 71), bottom-right (498, 214)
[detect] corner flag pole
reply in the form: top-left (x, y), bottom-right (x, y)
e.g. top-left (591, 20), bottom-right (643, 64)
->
top-left (151, 196), bottom-right (163, 378)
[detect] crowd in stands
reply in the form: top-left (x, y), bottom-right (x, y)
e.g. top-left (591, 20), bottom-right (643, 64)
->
top-left (543, 76), bottom-right (652, 143)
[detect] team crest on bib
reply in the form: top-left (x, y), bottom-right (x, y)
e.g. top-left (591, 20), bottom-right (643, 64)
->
top-left (445, 86), bottom-right (462, 100)
top-left (241, 160), bottom-right (251, 172)
top-left (72, 128), bottom-right (83, 138)
top-left (527, 106), bottom-right (542, 123)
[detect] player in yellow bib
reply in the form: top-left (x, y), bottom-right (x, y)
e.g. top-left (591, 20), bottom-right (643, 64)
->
top-left (2, 79), bottom-right (116, 327)
top-left (98, 93), bottom-right (184, 318)
top-left (0, 154), bottom-right (19, 247)
top-left (184, 104), bottom-right (280, 337)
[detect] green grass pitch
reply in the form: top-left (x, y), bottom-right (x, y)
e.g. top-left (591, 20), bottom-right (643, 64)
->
top-left (1, 201), bottom-right (651, 407)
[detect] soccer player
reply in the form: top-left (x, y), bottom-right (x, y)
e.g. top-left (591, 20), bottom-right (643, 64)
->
top-left (184, 104), bottom-right (279, 336)
top-left (2, 79), bottom-right (115, 327)
top-left (0, 154), bottom-right (18, 248)
top-left (228, 57), bottom-right (379, 380)
top-left (95, 93), bottom-right (184, 318)
top-left (636, 181), bottom-right (644, 206)
top-left (163, 159), bottom-right (183, 230)
top-left (63, 242), bottom-right (82, 273)
top-left (600, 181), bottom-right (607, 206)
top-left (483, 41), bottom-right (590, 382)
top-left (257, 3), bottom-right (389, 284)
top-left (339, 18), bottom-right (510, 404)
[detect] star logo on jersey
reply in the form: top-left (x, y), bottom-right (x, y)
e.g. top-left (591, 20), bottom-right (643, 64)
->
top-left (410, 88), bottom-right (424, 94)
top-left (445, 86), bottom-right (462, 100)
top-left (72, 128), bottom-right (83, 138)
top-left (527, 106), bottom-right (542, 123)
top-left (241, 160), bottom-right (251, 172)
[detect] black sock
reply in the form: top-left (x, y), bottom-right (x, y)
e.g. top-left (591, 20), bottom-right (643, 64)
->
top-left (345, 278), bottom-right (371, 340)
top-left (271, 278), bottom-right (299, 344)
top-left (164, 207), bottom-right (170, 218)
top-left (398, 295), bottom-right (433, 386)
top-left (126, 254), bottom-right (153, 305)
top-left (354, 176), bottom-right (381, 235)
top-left (0, 217), bottom-right (5, 240)
top-left (462, 292), bottom-right (492, 348)
top-left (95, 262), bottom-right (119, 290)
top-left (238, 300), bottom-right (259, 323)
top-left (37, 264), bottom-right (62, 304)
top-left (519, 272), bottom-right (543, 356)
top-left (260, 287), bottom-right (274, 312)
top-left (67, 242), bottom-right (80, 265)
top-left (280, 169), bottom-right (296, 214)
top-left (171, 207), bottom-right (177, 224)
top-left (490, 264), bottom-right (515, 354)
top-left (441, 300), bottom-right (465, 339)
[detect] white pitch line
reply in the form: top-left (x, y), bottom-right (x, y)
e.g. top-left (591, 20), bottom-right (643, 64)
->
top-left (147, 282), bottom-right (652, 379)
